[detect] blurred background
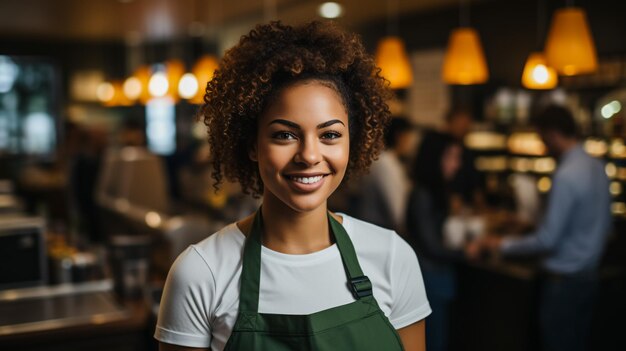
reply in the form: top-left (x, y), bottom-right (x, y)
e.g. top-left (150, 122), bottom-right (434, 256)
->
top-left (0, 0), bottom-right (624, 350)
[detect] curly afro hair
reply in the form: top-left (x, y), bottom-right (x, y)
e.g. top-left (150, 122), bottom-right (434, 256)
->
top-left (201, 20), bottom-right (392, 197)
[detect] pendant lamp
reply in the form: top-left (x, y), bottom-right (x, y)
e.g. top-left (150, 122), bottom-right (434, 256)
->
top-left (442, 27), bottom-right (489, 85)
top-left (123, 76), bottom-right (142, 101)
top-left (374, 0), bottom-right (413, 89)
top-left (178, 73), bottom-right (199, 100)
top-left (97, 81), bottom-right (115, 105)
top-left (127, 65), bottom-right (152, 104)
top-left (521, 0), bottom-right (557, 89)
top-left (190, 55), bottom-right (219, 104)
top-left (522, 52), bottom-right (558, 89)
top-left (149, 69), bottom-right (169, 98)
top-left (544, 7), bottom-right (597, 76)
top-left (375, 37), bottom-right (413, 89)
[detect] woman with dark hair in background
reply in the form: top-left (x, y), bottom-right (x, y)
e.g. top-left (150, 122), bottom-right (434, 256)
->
top-left (357, 116), bottom-right (414, 234)
top-left (406, 131), bottom-right (465, 351)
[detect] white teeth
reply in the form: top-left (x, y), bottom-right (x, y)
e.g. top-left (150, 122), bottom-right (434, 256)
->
top-left (290, 175), bottom-right (323, 184)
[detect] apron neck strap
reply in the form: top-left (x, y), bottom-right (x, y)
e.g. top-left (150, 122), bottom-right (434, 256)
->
top-left (238, 208), bottom-right (373, 314)
top-left (328, 213), bottom-right (373, 300)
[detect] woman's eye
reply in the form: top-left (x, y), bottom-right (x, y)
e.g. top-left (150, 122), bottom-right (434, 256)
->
top-left (272, 131), bottom-right (297, 140)
top-left (322, 131), bottom-right (342, 140)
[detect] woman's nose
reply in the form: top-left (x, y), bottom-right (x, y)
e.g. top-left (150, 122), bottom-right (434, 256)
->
top-left (294, 137), bottom-right (322, 166)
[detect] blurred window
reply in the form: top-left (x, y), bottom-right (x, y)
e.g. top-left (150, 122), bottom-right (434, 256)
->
top-left (0, 56), bottom-right (58, 157)
top-left (146, 98), bottom-right (175, 155)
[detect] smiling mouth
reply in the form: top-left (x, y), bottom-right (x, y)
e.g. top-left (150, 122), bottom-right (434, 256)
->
top-left (284, 174), bottom-right (330, 185)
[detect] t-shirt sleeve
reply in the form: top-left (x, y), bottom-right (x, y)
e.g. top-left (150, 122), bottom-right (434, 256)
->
top-left (154, 245), bottom-right (215, 348)
top-left (388, 234), bottom-right (432, 329)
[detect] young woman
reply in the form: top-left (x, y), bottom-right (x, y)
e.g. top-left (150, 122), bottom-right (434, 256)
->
top-left (155, 21), bottom-right (431, 351)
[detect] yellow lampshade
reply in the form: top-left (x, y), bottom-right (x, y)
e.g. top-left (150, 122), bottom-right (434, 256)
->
top-left (521, 52), bottom-right (558, 89)
top-left (544, 7), bottom-right (597, 76)
top-left (166, 59), bottom-right (185, 101)
top-left (374, 36), bottom-right (413, 89)
top-left (442, 27), bottom-right (489, 85)
top-left (190, 55), bottom-right (219, 104)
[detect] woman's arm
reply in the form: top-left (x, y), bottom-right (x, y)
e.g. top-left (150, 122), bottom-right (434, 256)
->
top-left (159, 342), bottom-right (210, 351)
top-left (397, 320), bottom-right (426, 351)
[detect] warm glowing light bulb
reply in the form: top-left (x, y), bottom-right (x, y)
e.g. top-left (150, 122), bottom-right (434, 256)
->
top-left (149, 72), bottom-right (169, 97)
top-left (145, 211), bottom-right (162, 228)
top-left (610, 181), bottom-right (622, 196)
top-left (123, 77), bottom-right (142, 100)
top-left (178, 73), bottom-right (199, 99)
top-left (532, 65), bottom-right (549, 84)
top-left (537, 177), bottom-right (552, 193)
top-left (97, 82), bottom-right (115, 102)
top-left (521, 52), bottom-right (557, 89)
top-left (319, 2), bottom-right (343, 18)
top-left (606, 163), bottom-right (617, 178)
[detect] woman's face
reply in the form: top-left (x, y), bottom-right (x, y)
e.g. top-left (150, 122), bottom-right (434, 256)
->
top-left (251, 81), bottom-right (350, 213)
top-left (441, 143), bottom-right (462, 182)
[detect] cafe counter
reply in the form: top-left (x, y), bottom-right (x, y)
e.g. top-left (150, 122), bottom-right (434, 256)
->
top-left (0, 280), bottom-right (154, 351)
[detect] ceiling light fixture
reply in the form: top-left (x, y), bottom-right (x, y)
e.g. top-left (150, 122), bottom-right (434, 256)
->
top-left (189, 55), bottom-right (219, 104)
top-left (521, 0), bottom-right (557, 89)
top-left (178, 73), bottom-right (199, 100)
top-left (442, 0), bottom-right (489, 85)
top-left (374, 0), bottom-right (413, 89)
top-left (522, 52), bottom-right (558, 89)
top-left (319, 2), bottom-right (343, 19)
top-left (149, 71), bottom-right (169, 98)
top-left (544, 6), bottom-right (597, 76)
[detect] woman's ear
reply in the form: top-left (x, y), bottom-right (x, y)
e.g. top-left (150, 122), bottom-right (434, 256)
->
top-left (248, 144), bottom-right (258, 162)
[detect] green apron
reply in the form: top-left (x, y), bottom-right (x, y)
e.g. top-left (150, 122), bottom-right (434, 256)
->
top-left (223, 209), bottom-right (405, 350)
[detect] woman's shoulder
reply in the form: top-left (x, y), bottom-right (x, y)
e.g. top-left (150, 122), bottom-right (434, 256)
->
top-left (340, 213), bottom-right (393, 236)
top-left (339, 213), bottom-right (410, 254)
top-left (192, 221), bottom-right (246, 259)
top-left (169, 222), bottom-right (246, 279)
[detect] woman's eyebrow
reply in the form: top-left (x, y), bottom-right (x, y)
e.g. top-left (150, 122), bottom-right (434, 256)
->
top-left (317, 119), bottom-right (345, 129)
top-left (269, 119), bottom-right (300, 129)
top-left (268, 119), bottom-right (345, 129)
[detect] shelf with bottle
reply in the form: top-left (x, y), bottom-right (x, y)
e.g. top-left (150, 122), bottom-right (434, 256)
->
top-left (464, 129), bottom-right (626, 219)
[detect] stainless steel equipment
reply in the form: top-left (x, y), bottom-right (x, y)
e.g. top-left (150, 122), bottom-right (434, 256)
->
top-left (0, 216), bottom-right (47, 290)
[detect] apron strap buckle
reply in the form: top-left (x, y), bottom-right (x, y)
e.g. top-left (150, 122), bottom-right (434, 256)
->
top-left (350, 275), bottom-right (373, 299)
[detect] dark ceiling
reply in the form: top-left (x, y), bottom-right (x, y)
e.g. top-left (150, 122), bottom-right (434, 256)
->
top-left (0, 0), bottom-right (481, 41)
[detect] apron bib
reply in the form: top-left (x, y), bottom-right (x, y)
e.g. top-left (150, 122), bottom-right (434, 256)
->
top-left (223, 209), bottom-right (405, 350)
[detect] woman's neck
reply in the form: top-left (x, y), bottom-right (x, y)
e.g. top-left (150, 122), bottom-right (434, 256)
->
top-left (258, 192), bottom-right (334, 254)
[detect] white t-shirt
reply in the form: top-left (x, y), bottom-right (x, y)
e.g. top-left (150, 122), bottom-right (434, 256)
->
top-left (154, 213), bottom-right (431, 350)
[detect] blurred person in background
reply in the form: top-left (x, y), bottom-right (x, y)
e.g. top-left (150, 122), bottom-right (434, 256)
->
top-left (406, 131), bottom-right (465, 351)
top-left (357, 116), bottom-right (415, 234)
top-left (467, 105), bottom-right (612, 351)
top-left (443, 107), bottom-right (485, 211)
top-left (66, 122), bottom-right (107, 243)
